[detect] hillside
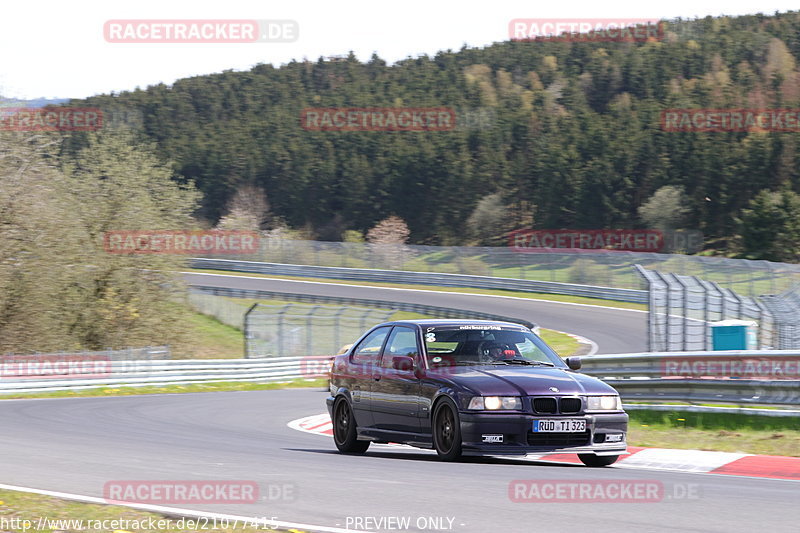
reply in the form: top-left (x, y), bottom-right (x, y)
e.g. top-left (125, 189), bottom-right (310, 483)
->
top-left (72, 12), bottom-right (800, 256)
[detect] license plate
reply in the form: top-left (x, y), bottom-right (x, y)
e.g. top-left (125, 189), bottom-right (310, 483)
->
top-left (533, 419), bottom-right (586, 433)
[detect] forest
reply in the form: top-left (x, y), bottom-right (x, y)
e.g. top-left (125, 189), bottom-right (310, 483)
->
top-left (67, 12), bottom-right (800, 260)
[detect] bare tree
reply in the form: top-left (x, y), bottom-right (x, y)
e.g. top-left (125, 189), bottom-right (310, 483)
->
top-left (216, 185), bottom-right (271, 231)
top-left (366, 215), bottom-right (410, 245)
top-left (366, 216), bottom-right (411, 268)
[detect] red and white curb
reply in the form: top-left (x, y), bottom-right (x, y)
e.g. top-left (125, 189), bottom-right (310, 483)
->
top-left (288, 414), bottom-right (800, 481)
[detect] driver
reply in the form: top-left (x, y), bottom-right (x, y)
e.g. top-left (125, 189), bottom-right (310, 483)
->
top-left (481, 342), bottom-right (517, 361)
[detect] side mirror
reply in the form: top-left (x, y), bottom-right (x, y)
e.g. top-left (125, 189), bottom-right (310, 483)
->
top-left (565, 357), bottom-right (582, 370)
top-left (392, 355), bottom-right (414, 371)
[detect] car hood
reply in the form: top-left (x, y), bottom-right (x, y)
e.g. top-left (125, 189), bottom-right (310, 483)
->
top-left (428, 365), bottom-right (618, 396)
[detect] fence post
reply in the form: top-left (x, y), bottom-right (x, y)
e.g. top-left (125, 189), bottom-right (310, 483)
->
top-left (333, 307), bottom-right (348, 354)
top-left (675, 275), bottom-right (690, 351)
top-left (243, 303), bottom-right (259, 358)
top-left (633, 265), bottom-right (654, 351)
top-left (277, 305), bottom-right (289, 357)
top-left (306, 305), bottom-right (321, 355)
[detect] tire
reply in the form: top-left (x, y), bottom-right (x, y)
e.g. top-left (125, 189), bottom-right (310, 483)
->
top-left (432, 399), bottom-right (463, 461)
top-left (332, 398), bottom-right (370, 454)
top-left (578, 454), bottom-right (620, 467)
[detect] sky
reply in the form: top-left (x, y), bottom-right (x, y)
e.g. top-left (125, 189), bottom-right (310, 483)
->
top-left (1, 0), bottom-right (798, 100)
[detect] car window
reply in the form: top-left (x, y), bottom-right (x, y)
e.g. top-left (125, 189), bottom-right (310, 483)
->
top-left (381, 327), bottom-right (419, 367)
top-left (351, 326), bottom-right (391, 364)
top-left (422, 326), bottom-right (565, 367)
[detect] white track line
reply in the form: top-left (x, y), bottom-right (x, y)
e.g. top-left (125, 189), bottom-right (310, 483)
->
top-left (0, 483), bottom-right (370, 533)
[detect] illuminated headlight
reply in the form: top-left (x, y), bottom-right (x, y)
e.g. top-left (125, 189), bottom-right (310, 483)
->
top-left (468, 396), bottom-right (522, 410)
top-left (586, 395), bottom-right (622, 411)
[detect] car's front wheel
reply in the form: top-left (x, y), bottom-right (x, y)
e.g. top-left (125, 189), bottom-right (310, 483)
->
top-left (332, 398), bottom-right (370, 454)
top-left (432, 399), bottom-right (462, 461)
top-left (578, 454), bottom-right (620, 467)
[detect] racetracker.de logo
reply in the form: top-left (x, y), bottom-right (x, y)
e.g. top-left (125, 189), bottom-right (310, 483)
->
top-left (662, 357), bottom-right (800, 380)
top-left (509, 480), bottom-right (665, 502)
top-left (103, 230), bottom-right (260, 255)
top-left (0, 355), bottom-right (111, 380)
top-left (104, 20), bottom-right (299, 43)
top-left (509, 19), bottom-right (663, 42)
top-left (103, 481), bottom-right (259, 504)
top-left (509, 229), bottom-right (664, 253)
top-left (300, 108), bottom-right (456, 132)
top-left (0, 108), bottom-right (102, 131)
top-left (661, 109), bottom-right (800, 132)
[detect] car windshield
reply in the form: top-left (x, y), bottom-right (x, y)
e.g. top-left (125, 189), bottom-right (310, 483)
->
top-left (422, 325), bottom-right (565, 368)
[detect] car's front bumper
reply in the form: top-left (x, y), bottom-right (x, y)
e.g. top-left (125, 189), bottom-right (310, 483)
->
top-left (459, 411), bottom-right (628, 456)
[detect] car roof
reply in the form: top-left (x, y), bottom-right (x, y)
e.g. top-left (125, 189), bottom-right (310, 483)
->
top-left (377, 319), bottom-right (528, 328)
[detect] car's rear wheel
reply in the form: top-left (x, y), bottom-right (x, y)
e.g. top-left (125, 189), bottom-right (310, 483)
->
top-left (332, 398), bottom-right (369, 454)
top-left (578, 454), bottom-right (620, 467)
top-left (432, 399), bottom-right (462, 461)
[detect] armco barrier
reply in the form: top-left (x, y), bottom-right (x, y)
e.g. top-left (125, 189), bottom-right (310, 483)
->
top-left (0, 357), bottom-right (328, 394)
top-left (2, 352), bottom-right (797, 412)
top-left (579, 351), bottom-right (800, 407)
top-left (189, 285), bottom-right (539, 332)
top-left (189, 258), bottom-right (648, 304)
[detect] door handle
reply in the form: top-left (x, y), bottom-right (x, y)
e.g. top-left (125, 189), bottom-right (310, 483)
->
top-left (374, 375), bottom-right (381, 381)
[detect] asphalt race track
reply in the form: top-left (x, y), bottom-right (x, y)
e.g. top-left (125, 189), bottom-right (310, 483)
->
top-left (2, 276), bottom-right (793, 532)
top-left (1, 390), bottom-right (797, 533)
top-left (182, 272), bottom-right (647, 354)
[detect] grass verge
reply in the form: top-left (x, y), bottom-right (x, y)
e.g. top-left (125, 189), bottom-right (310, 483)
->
top-left (627, 410), bottom-right (800, 457)
top-left (0, 490), bottom-right (302, 533)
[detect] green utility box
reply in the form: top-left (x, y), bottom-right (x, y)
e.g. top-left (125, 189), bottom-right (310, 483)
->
top-left (710, 320), bottom-right (758, 350)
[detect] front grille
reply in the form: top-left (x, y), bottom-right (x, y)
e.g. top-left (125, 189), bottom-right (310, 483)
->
top-left (559, 397), bottom-right (582, 413)
top-left (532, 398), bottom-right (557, 413)
top-left (527, 430), bottom-right (591, 447)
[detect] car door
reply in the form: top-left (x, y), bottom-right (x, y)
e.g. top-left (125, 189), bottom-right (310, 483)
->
top-left (348, 326), bottom-right (392, 428)
top-left (370, 326), bottom-right (423, 434)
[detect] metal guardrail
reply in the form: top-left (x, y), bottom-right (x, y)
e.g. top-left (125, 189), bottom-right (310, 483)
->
top-left (579, 351), bottom-right (800, 407)
top-left (3, 351), bottom-right (797, 413)
top-left (0, 357), bottom-right (328, 394)
top-left (189, 285), bottom-right (539, 332)
top-left (190, 258), bottom-right (648, 304)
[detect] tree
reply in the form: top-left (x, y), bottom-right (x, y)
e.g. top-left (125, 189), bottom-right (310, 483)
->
top-left (466, 193), bottom-right (512, 245)
top-left (366, 215), bottom-right (410, 245)
top-left (366, 216), bottom-right (411, 269)
top-left (737, 189), bottom-right (800, 262)
top-left (216, 184), bottom-right (271, 231)
top-left (638, 186), bottom-right (690, 230)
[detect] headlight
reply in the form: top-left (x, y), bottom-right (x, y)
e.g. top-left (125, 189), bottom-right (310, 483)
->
top-left (586, 395), bottom-right (622, 411)
top-left (468, 396), bottom-right (522, 410)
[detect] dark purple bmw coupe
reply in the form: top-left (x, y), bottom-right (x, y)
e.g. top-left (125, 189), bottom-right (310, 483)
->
top-left (326, 319), bottom-right (628, 466)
